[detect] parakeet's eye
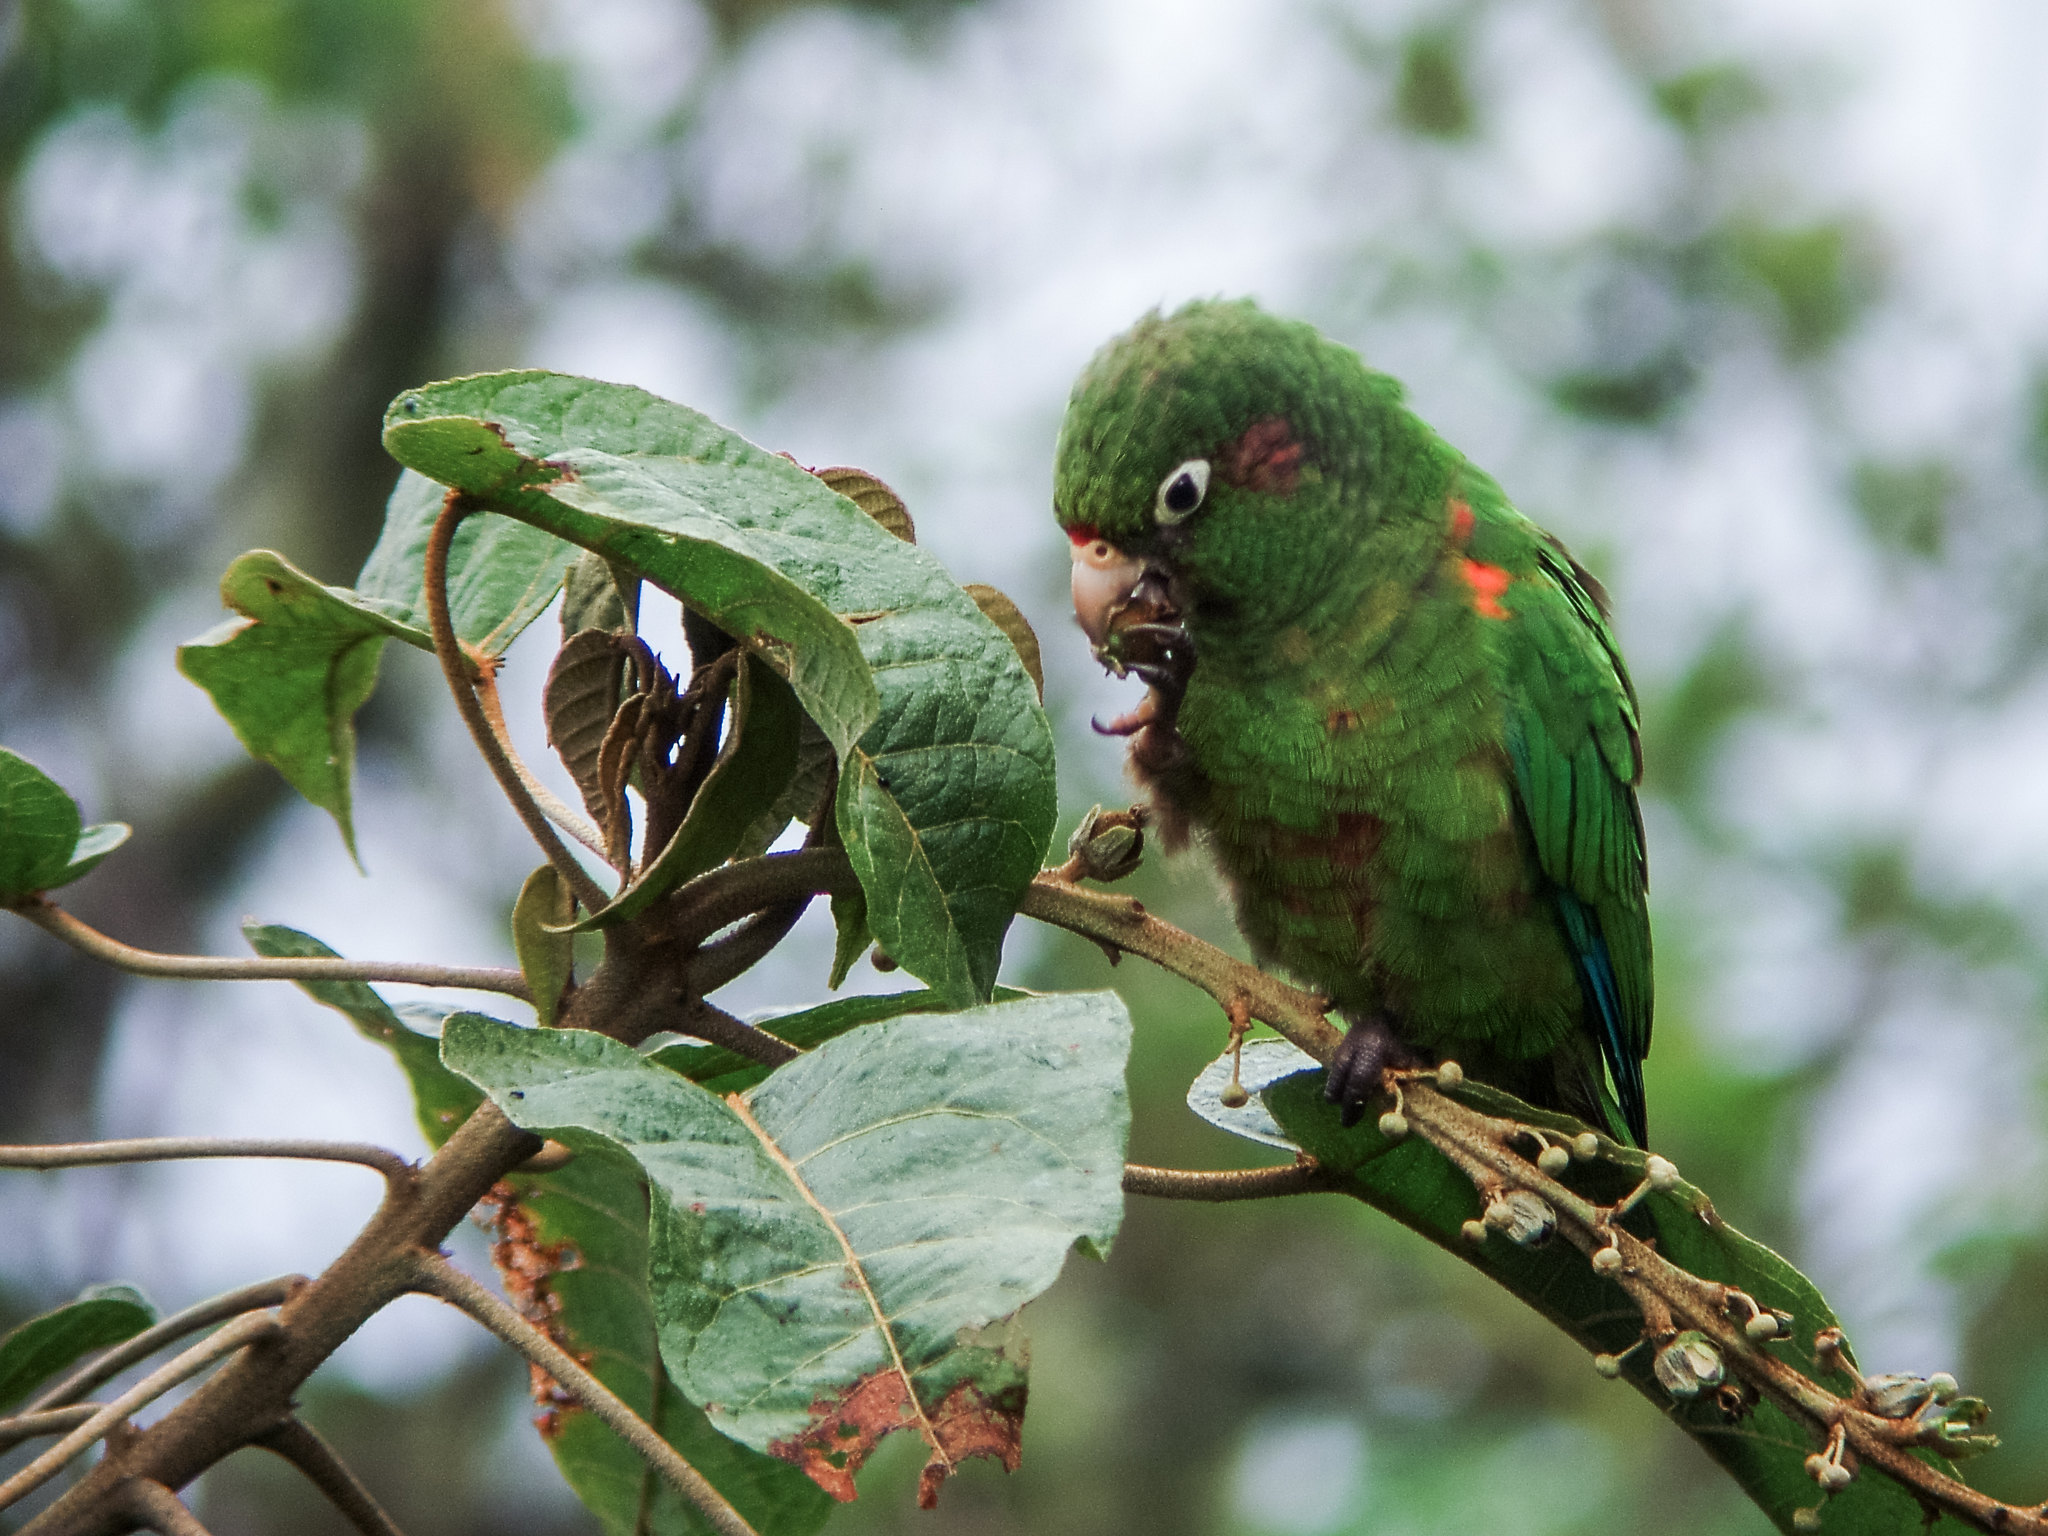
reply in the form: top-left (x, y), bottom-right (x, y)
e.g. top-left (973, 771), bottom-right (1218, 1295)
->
top-left (1154, 459), bottom-right (1211, 525)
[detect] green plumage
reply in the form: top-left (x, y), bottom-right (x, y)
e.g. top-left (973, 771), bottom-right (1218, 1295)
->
top-left (1054, 300), bottom-right (1652, 1143)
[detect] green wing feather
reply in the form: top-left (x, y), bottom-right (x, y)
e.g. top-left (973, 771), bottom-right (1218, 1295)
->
top-left (1497, 531), bottom-right (1653, 1143)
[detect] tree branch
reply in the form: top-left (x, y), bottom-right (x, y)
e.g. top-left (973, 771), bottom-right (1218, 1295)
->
top-left (0, 1312), bottom-right (281, 1513)
top-left (402, 1252), bottom-right (759, 1536)
top-left (1020, 873), bottom-right (1343, 1061)
top-left (1391, 1077), bottom-right (2047, 1535)
top-left (424, 492), bottom-right (610, 914)
top-left (1123, 1161), bottom-right (1342, 1201)
top-left (0, 1139), bottom-right (411, 1186)
top-left (7, 899), bottom-right (532, 1002)
top-left (252, 1417), bottom-right (406, 1536)
top-left (25, 1277), bottom-right (303, 1414)
top-left (663, 847), bottom-right (859, 953)
top-left (470, 663), bottom-right (610, 860)
top-left (17, 1102), bottom-right (542, 1536)
top-left (115, 1479), bottom-right (216, 1536)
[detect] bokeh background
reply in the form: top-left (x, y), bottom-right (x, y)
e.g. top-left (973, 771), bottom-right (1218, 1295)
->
top-left (6, 0), bottom-right (2048, 1531)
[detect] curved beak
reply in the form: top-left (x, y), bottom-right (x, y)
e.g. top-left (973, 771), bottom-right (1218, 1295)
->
top-left (1070, 533), bottom-right (1147, 647)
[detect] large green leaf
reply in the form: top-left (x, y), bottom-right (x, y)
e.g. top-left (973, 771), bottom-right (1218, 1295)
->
top-left (646, 986), bottom-right (1033, 1097)
top-left (356, 468), bottom-right (579, 653)
top-left (444, 993), bottom-right (1130, 1506)
top-left (242, 922), bottom-right (483, 1147)
top-left (477, 995), bottom-right (975, 1536)
top-left (0, 1284), bottom-right (155, 1412)
top-left (479, 1137), bottom-right (833, 1536)
top-left (1261, 1071), bottom-right (1957, 1535)
top-left (381, 372), bottom-right (1059, 1006)
top-left (176, 553), bottom-right (424, 861)
top-left (0, 749), bottom-right (129, 899)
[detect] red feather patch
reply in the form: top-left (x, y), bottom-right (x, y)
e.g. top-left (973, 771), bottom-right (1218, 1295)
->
top-left (1462, 558), bottom-right (1512, 619)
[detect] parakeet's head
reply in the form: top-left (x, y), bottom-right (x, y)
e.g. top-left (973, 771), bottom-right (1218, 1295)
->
top-left (1053, 299), bottom-right (1422, 678)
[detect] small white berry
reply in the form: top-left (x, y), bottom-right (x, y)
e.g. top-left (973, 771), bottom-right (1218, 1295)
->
top-left (1746, 1312), bottom-right (1780, 1341)
top-left (1793, 1506), bottom-right (1824, 1532)
top-left (1378, 1110), bottom-right (1410, 1140)
top-left (1819, 1463), bottom-right (1852, 1492)
top-left (1461, 1218), bottom-right (1489, 1245)
top-left (1928, 1372), bottom-right (1959, 1402)
top-left (1436, 1060), bottom-right (1464, 1089)
top-left (1804, 1454), bottom-right (1829, 1482)
top-left (1593, 1353), bottom-right (1622, 1379)
top-left (1645, 1155), bottom-right (1679, 1191)
top-left (1591, 1246), bottom-right (1623, 1276)
top-left (1537, 1145), bottom-right (1571, 1176)
top-left (1572, 1132), bottom-right (1600, 1161)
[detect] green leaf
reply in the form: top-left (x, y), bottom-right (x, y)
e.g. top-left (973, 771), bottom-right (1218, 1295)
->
top-left (445, 993), bottom-right (1130, 1506)
top-left (571, 655), bottom-right (801, 932)
top-left (242, 922), bottom-right (482, 1147)
top-left (0, 750), bottom-right (87, 899)
top-left (478, 1139), bottom-right (832, 1536)
top-left (356, 468), bottom-right (580, 654)
top-left (1263, 1075), bottom-right (1951, 1536)
top-left (512, 867), bottom-right (576, 1026)
top-left (826, 882), bottom-right (871, 990)
top-left (382, 372), bottom-right (1058, 1006)
top-left (0, 1284), bottom-right (156, 1412)
top-left (177, 552), bottom-right (425, 861)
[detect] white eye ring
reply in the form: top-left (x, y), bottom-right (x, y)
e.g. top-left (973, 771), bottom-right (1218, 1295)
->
top-left (1154, 459), bottom-right (1211, 525)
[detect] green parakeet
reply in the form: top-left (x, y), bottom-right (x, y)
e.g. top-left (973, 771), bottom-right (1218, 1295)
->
top-left (1054, 299), bottom-right (1651, 1144)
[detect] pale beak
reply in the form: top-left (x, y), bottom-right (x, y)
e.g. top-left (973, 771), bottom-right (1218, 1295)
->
top-left (1070, 534), bottom-right (1147, 647)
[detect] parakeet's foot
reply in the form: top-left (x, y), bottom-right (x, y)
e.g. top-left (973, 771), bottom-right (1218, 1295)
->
top-left (1323, 1015), bottom-right (1416, 1128)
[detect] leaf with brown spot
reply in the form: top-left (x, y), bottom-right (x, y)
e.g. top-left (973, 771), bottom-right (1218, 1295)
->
top-left (469, 1135), bottom-right (833, 1536)
top-left (444, 995), bottom-right (1131, 1506)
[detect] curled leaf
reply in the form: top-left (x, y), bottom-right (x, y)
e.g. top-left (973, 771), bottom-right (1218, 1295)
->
top-left (544, 629), bottom-right (629, 826)
top-left (816, 466), bottom-right (914, 543)
top-left (962, 584), bottom-right (1043, 700)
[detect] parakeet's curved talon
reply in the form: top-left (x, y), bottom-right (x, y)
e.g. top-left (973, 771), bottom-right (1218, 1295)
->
top-left (1324, 1014), bottom-right (1410, 1129)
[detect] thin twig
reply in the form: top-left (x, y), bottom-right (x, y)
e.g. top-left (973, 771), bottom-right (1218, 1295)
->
top-left (253, 1417), bottom-right (406, 1536)
top-left (8, 900), bottom-right (532, 1002)
top-left (0, 1312), bottom-right (280, 1512)
top-left (117, 1478), bottom-right (217, 1536)
top-left (0, 1138), bottom-right (412, 1185)
top-left (471, 664), bottom-right (610, 860)
top-left (1019, 873), bottom-right (1343, 1060)
top-left (0, 1406), bottom-right (98, 1455)
top-left (403, 1253), bottom-right (759, 1536)
top-left (26, 1277), bottom-right (303, 1413)
top-left (666, 999), bottom-right (801, 1066)
top-left (424, 492), bottom-right (610, 914)
top-left (1122, 1162), bottom-right (1341, 1201)
top-left (664, 848), bottom-right (859, 952)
